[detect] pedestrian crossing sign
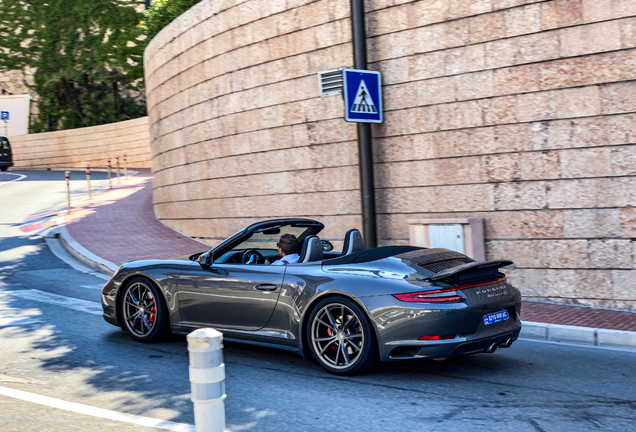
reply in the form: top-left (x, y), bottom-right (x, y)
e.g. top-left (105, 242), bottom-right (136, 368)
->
top-left (343, 69), bottom-right (382, 123)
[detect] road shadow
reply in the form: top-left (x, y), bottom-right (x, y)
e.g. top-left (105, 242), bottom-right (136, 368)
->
top-left (0, 232), bottom-right (196, 424)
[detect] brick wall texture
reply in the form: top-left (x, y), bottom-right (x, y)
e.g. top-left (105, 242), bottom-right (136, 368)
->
top-left (145, 0), bottom-right (636, 310)
top-left (10, 117), bottom-right (152, 168)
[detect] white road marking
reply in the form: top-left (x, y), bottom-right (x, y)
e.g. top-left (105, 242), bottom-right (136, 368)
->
top-left (7, 290), bottom-right (102, 315)
top-left (0, 386), bottom-right (195, 432)
top-left (0, 172), bottom-right (27, 186)
top-left (81, 284), bottom-right (105, 290)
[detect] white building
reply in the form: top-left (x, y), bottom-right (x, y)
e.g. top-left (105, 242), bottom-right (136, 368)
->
top-left (0, 94), bottom-right (31, 136)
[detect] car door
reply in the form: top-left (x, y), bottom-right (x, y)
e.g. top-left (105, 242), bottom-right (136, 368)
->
top-left (176, 263), bottom-right (285, 330)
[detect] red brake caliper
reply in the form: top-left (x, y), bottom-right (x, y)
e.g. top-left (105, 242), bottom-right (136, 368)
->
top-left (326, 328), bottom-right (338, 351)
top-left (149, 299), bottom-right (156, 323)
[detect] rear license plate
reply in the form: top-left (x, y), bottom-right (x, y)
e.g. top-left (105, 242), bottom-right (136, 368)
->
top-left (483, 310), bottom-right (509, 325)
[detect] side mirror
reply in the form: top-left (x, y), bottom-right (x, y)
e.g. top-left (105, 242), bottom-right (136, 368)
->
top-left (321, 240), bottom-right (334, 252)
top-left (197, 251), bottom-right (211, 267)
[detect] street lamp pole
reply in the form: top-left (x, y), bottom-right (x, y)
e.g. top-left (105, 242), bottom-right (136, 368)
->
top-left (350, 0), bottom-right (378, 248)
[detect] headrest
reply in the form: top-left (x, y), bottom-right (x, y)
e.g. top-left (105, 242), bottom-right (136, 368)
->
top-left (341, 229), bottom-right (365, 255)
top-left (299, 235), bottom-right (324, 263)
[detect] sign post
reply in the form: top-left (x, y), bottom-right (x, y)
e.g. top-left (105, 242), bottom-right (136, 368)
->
top-left (347, 0), bottom-right (380, 248)
top-left (1, 111), bottom-right (8, 136)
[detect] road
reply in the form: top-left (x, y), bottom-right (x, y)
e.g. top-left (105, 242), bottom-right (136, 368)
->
top-left (1, 169), bottom-right (635, 432)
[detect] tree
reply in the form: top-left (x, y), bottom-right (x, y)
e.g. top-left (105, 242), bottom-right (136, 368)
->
top-left (0, 0), bottom-right (147, 131)
top-left (141, 0), bottom-right (201, 42)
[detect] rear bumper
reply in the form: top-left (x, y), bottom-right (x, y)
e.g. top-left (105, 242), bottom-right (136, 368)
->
top-left (361, 293), bottom-right (523, 361)
top-left (0, 161), bottom-right (13, 167)
top-left (385, 325), bottom-right (522, 360)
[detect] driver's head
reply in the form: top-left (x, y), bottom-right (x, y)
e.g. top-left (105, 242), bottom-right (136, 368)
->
top-left (277, 234), bottom-right (298, 256)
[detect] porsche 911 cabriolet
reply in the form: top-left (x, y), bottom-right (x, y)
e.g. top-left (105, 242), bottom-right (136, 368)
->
top-left (101, 218), bottom-right (522, 375)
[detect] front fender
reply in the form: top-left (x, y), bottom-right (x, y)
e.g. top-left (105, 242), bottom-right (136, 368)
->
top-left (100, 262), bottom-right (188, 329)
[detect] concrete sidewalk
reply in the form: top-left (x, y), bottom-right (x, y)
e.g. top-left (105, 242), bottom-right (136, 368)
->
top-left (44, 169), bottom-right (636, 350)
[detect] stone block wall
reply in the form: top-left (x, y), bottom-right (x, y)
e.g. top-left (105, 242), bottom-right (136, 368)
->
top-left (0, 69), bottom-right (33, 96)
top-left (10, 117), bottom-right (151, 168)
top-left (146, 0), bottom-right (636, 309)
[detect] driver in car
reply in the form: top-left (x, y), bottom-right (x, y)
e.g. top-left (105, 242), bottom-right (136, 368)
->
top-left (270, 234), bottom-right (300, 265)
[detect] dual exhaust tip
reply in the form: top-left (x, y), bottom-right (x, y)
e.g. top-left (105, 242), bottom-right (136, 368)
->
top-left (485, 337), bottom-right (513, 353)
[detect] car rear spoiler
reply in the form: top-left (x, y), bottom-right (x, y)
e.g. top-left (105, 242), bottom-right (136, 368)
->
top-left (428, 260), bottom-right (513, 282)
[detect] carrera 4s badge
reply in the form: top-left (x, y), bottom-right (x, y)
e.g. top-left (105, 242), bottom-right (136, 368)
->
top-left (475, 285), bottom-right (510, 298)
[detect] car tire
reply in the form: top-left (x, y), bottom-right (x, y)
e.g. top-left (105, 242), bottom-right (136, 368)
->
top-left (119, 277), bottom-right (170, 342)
top-left (307, 297), bottom-right (378, 375)
top-left (0, 167), bottom-right (7, 172)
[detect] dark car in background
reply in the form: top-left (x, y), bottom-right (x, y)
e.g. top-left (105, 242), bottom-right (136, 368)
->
top-left (101, 218), bottom-right (522, 375)
top-left (0, 136), bottom-right (13, 171)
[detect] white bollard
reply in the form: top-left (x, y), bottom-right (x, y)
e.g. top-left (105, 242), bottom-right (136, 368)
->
top-left (187, 328), bottom-right (226, 432)
top-left (86, 162), bottom-right (92, 199)
top-left (107, 157), bottom-right (112, 189)
top-left (116, 153), bottom-right (121, 184)
top-left (65, 170), bottom-right (71, 212)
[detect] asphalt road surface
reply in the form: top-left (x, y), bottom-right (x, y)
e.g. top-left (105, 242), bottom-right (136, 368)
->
top-left (1, 170), bottom-right (635, 432)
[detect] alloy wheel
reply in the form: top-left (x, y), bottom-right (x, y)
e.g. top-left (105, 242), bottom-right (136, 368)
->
top-left (310, 303), bottom-right (365, 370)
top-left (122, 281), bottom-right (157, 338)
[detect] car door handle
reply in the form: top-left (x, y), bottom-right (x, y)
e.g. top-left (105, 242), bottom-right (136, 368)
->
top-left (255, 284), bottom-right (278, 291)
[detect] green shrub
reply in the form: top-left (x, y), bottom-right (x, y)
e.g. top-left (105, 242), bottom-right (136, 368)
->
top-left (142, 0), bottom-right (202, 42)
top-left (0, 0), bottom-right (147, 132)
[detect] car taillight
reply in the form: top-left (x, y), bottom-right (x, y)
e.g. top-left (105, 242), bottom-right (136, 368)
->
top-left (418, 334), bottom-right (456, 340)
top-left (393, 290), bottom-right (462, 303)
top-left (393, 277), bottom-right (507, 303)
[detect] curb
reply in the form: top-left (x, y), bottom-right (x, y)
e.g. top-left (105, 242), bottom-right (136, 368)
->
top-left (520, 321), bottom-right (636, 350)
top-left (52, 225), bottom-right (118, 276)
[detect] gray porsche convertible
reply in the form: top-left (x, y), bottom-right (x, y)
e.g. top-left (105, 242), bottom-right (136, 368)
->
top-left (101, 218), bottom-right (522, 375)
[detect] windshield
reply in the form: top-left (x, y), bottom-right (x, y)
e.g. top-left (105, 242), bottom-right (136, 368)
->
top-left (240, 226), bottom-right (310, 250)
top-left (211, 220), bottom-right (323, 263)
top-left (0, 138), bottom-right (9, 150)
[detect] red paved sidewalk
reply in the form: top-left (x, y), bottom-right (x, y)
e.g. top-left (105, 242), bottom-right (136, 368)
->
top-left (522, 301), bottom-right (636, 332)
top-left (61, 171), bottom-right (636, 332)
top-left (64, 169), bottom-right (208, 265)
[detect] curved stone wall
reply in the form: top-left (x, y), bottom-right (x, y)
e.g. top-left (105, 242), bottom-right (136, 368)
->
top-left (145, 0), bottom-right (357, 245)
top-left (146, 0), bottom-right (636, 309)
top-left (10, 117), bottom-right (151, 168)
